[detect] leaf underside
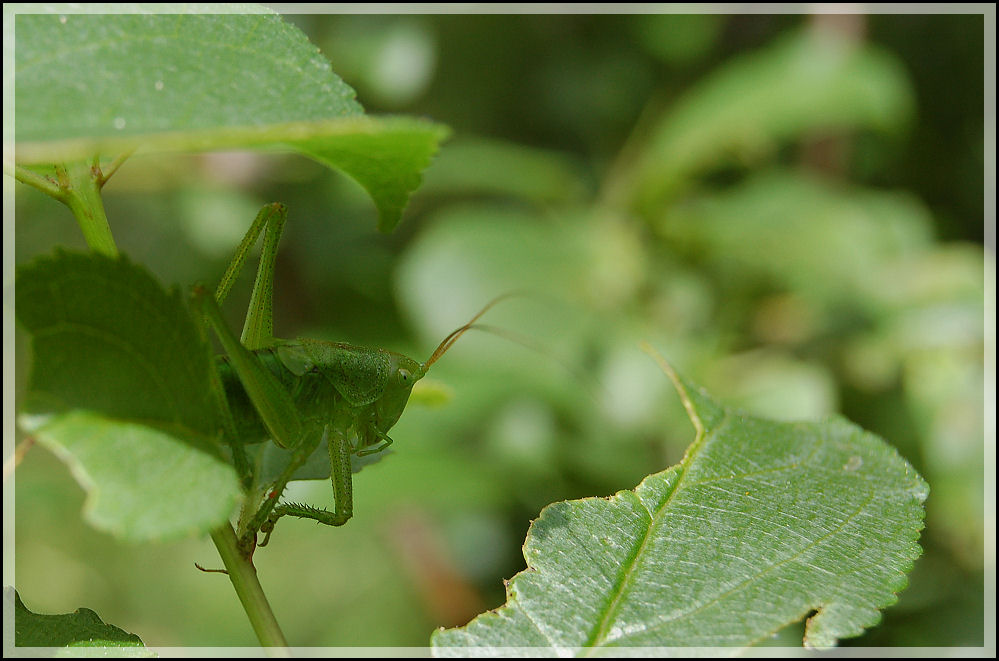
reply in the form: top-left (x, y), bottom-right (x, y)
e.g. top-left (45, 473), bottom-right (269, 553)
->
top-left (432, 362), bottom-right (927, 653)
top-left (16, 251), bottom-right (241, 541)
top-left (13, 9), bottom-right (447, 231)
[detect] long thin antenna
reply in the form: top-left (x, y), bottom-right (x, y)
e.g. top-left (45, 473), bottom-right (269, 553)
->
top-left (466, 324), bottom-right (601, 402)
top-left (422, 293), bottom-right (519, 369)
top-left (419, 297), bottom-right (601, 403)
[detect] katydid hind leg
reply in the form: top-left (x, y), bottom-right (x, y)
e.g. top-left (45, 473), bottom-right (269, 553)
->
top-left (192, 286), bottom-right (303, 451)
top-left (240, 203), bottom-right (287, 350)
top-left (214, 204), bottom-right (280, 310)
top-left (210, 202), bottom-right (287, 351)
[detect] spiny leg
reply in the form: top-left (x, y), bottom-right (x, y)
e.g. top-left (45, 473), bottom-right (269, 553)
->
top-left (259, 432), bottom-right (355, 546)
top-left (277, 432), bottom-right (394, 534)
top-left (247, 427), bottom-right (327, 550)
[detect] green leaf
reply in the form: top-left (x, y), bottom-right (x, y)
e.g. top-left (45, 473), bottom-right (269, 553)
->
top-left (16, 251), bottom-right (241, 540)
top-left (13, 7), bottom-right (448, 231)
top-left (659, 169), bottom-right (935, 308)
top-left (432, 356), bottom-right (927, 652)
top-left (418, 137), bottom-right (587, 204)
top-left (32, 411), bottom-right (241, 541)
top-left (623, 28), bottom-right (913, 209)
top-left (11, 587), bottom-right (147, 650)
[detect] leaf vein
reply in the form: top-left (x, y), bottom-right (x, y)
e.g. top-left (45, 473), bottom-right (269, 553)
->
top-left (615, 489), bottom-right (878, 644)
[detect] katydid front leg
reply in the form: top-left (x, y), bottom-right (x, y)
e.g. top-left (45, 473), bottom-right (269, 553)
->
top-left (358, 429), bottom-right (393, 456)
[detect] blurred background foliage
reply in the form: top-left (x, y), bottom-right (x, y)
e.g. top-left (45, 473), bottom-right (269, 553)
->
top-left (13, 10), bottom-right (989, 648)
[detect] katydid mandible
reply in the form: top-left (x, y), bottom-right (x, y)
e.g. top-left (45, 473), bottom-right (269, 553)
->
top-left (191, 203), bottom-right (502, 555)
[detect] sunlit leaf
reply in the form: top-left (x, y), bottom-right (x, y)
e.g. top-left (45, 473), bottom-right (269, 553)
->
top-left (13, 8), bottom-right (447, 231)
top-left (432, 357), bottom-right (927, 652)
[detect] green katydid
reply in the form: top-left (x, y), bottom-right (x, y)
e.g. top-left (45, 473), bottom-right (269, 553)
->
top-left (191, 203), bottom-right (503, 556)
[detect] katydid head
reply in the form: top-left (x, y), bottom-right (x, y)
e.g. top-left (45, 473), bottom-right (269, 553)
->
top-left (371, 296), bottom-right (512, 433)
top-left (370, 350), bottom-right (426, 434)
top-left (292, 295), bottom-right (515, 446)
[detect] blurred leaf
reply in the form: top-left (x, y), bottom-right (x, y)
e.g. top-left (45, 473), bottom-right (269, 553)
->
top-left (16, 251), bottom-right (241, 540)
top-left (661, 170), bottom-right (934, 309)
top-left (902, 344), bottom-right (985, 571)
top-left (12, 587), bottom-right (148, 650)
top-left (621, 28), bottom-right (914, 208)
top-left (433, 360), bottom-right (927, 651)
top-left (702, 350), bottom-right (839, 421)
top-left (418, 137), bottom-right (587, 203)
top-left (410, 377), bottom-right (456, 407)
top-left (13, 8), bottom-right (448, 231)
top-left (629, 14), bottom-right (723, 66)
top-left (872, 244), bottom-right (986, 318)
top-left (321, 15), bottom-right (438, 107)
top-left (396, 205), bottom-right (641, 349)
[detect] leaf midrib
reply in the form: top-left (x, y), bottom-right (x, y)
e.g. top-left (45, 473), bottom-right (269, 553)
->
top-left (586, 425), bottom-right (878, 649)
top-left (617, 489), bottom-right (878, 646)
top-left (584, 410), bottom-right (724, 650)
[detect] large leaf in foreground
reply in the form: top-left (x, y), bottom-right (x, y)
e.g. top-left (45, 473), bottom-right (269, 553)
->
top-left (432, 354), bottom-right (927, 653)
top-left (11, 587), bottom-right (147, 650)
top-left (13, 8), bottom-right (447, 231)
top-left (16, 251), bottom-right (240, 540)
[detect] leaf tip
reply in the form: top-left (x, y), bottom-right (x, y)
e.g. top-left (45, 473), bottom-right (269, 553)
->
top-left (640, 341), bottom-right (717, 436)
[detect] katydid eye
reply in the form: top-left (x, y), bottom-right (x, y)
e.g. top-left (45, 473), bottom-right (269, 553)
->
top-left (398, 369), bottom-right (412, 383)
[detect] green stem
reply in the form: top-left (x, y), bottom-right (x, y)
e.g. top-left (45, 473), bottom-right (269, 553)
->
top-left (10, 164), bottom-right (63, 198)
top-left (210, 522), bottom-right (290, 651)
top-left (58, 160), bottom-right (119, 256)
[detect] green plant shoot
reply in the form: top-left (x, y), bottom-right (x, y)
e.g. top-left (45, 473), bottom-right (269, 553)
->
top-left (191, 203), bottom-right (500, 556)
